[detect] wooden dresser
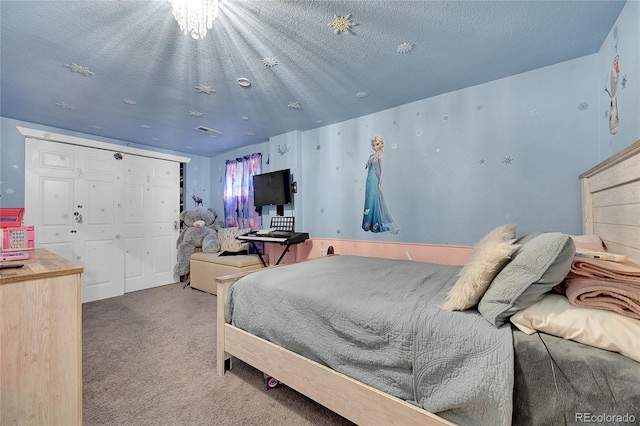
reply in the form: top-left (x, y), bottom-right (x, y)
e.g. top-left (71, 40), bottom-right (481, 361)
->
top-left (1, 249), bottom-right (83, 425)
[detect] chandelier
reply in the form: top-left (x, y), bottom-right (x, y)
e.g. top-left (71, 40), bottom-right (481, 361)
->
top-left (168, 0), bottom-right (219, 40)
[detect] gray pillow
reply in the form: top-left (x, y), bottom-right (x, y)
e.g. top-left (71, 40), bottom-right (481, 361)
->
top-left (478, 232), bottom-right (575, 327)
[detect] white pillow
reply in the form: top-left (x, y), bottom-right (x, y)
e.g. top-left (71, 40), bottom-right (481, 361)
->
top-left (218, 227), bottom-right (252, 252)
top-left (511, 294), bottom-right (640, 363)
top-left (441, 224), bottom-right (519, 311)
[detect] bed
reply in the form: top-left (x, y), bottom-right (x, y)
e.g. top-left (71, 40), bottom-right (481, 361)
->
top-left (216, 140), bottom-right (640, 426)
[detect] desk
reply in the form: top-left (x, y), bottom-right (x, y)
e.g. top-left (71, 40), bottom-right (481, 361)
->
top-left (237, 231), bottom-right (309, 266)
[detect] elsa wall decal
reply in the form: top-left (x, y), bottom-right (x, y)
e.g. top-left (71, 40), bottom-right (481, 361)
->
top-left (361, 135), bottom-right (399, 234)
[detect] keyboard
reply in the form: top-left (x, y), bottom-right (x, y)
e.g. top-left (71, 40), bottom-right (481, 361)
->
top-left (238, 231), bottom-right (309, 244)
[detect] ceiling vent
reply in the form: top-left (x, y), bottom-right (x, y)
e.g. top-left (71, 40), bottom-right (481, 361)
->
top-left (194, 126), bottom-right (222, 136)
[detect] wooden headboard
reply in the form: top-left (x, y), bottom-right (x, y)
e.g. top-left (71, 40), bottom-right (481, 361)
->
top-left (580, 139), bottom-right (640, 262)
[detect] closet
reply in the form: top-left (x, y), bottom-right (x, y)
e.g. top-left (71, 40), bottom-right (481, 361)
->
top-left (20, 127), bottom-right (189, 302)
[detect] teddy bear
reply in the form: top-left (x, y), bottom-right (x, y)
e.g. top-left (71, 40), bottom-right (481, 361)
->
top-left (174, 206), bottom-right (221, 277)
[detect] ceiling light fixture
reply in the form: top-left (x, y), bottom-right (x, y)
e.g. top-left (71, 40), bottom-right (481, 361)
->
top-left (168, 0), bottom-right (219, 40)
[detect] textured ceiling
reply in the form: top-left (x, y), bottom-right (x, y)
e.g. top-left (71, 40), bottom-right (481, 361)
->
top-left (0, 1), bottom-right (626, 156)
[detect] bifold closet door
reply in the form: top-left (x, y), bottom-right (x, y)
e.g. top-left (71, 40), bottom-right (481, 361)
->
top-left (25, 138), bottom-right (181, 302)
top-left (123, 155), bottom-right (179, 293)
top-left (24, 138), bottom-right (125, 302)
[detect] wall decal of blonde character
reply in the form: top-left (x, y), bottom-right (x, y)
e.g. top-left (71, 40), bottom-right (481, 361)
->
top-left (605, 54), bottom-right (620, 135)
top-left (362, 135), bottom-right (399, 234)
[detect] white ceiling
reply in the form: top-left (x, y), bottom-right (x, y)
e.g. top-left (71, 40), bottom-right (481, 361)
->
top-left (0, 1), bottom-right (626, 156)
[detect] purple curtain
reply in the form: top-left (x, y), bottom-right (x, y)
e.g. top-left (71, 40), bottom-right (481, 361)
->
top-left (223, 153), bottom-right (262, 229)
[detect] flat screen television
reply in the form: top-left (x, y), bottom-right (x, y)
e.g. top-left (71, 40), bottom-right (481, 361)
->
top-left (253, 169), bottom-right (291, 207)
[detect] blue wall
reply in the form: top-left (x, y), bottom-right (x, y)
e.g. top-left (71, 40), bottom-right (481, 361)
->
top-left (210, 1), bottom-right (639, 247)
top-left (238, 55), bottom-right (602, 246)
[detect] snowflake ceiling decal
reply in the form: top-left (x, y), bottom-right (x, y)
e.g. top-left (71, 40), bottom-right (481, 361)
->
top-left (141, 125), bottom-right (151, 129)
top-left (89, 124), bottom-right (104, 130)
top-left (397, 42), bottom-right (414, 53)
top-left (189, 111), bottom-right (204, 117)
top-left (124, 99), bottom-right (137, 105)
top-left (245, 132), bottom-right (256, 136)
top-left (328, 14), bottom-right (355, 34)
top-left (356, 92), bottom-right (368, 98)
top-left (57, 102), bottom-right (78, 110)
top-left (288, 101), bottom-right (302, 109)
top-left (64, 63), bottom-right (94, 76)
top-left (262, 57), bottom-right (277, 67)
top-left (195, 84), bottom-right (214, 94)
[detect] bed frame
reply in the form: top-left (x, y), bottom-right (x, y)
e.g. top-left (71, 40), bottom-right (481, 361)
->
top-left (217, 139), bottom-right (640, 425)
top-left (215, 266), bottom-right (454, 425)
top-left (580, 139), bottom-right (640, 262)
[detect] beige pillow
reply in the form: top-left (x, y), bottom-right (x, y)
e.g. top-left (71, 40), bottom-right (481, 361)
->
top-left (218, 227), bottom-right (252, 252)
top-left (441, 224), bottom-right (519, 311)
top-left (511, 294), bottom-right (640, 363)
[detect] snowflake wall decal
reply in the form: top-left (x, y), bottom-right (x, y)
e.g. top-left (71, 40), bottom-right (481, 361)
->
top-left (262, 57), bottom-right (277, 67)
top-left (288, 101), bottom-right (302, 109)
top-left (124, 99), bottom-right (137, 105)
top-left (245, 132), bottom-right (256, 136)
top-left (56, 102), bottom-right (78, 110)
top-left (397, 42), bottom-right (414, 53)
top-left (64, 63), bottom-right (94, 76)
top-left (328, 14), bottom-right (355, 34)
top-left (89, 124), bottom-right (104, 130)
top-left (503, 157), bottom-right (513, 165)
top-left (189, 111), bottom-right (204, 117)
top-left (577, 102), bottom-right (589, 111)
top-left (141, 124), bottom-right (151, 128)
top-left (195, 84), bottom-right (214, 94)
top-left (356, 92), bottom-right (368, 98)
top-left (621, 74), bottom-right (627, 89)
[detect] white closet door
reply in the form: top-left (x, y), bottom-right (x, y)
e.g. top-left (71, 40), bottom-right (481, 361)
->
top-left (25, 137), bottom-right (181, 302)
top-left (24, 138), bottom-right (125, 302)
top-left (123, 155), bottom-right (179, 292)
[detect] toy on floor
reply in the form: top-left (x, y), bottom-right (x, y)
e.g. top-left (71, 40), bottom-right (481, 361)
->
top-left (175, 207), bottom-right (221, 280)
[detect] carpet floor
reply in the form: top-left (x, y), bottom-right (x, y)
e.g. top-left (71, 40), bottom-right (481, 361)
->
top-left (82, 283), bottom-right (353, 426)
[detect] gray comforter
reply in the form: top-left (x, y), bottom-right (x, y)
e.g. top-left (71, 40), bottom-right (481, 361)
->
top-left (225, 255), bottom-right (513, 425)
